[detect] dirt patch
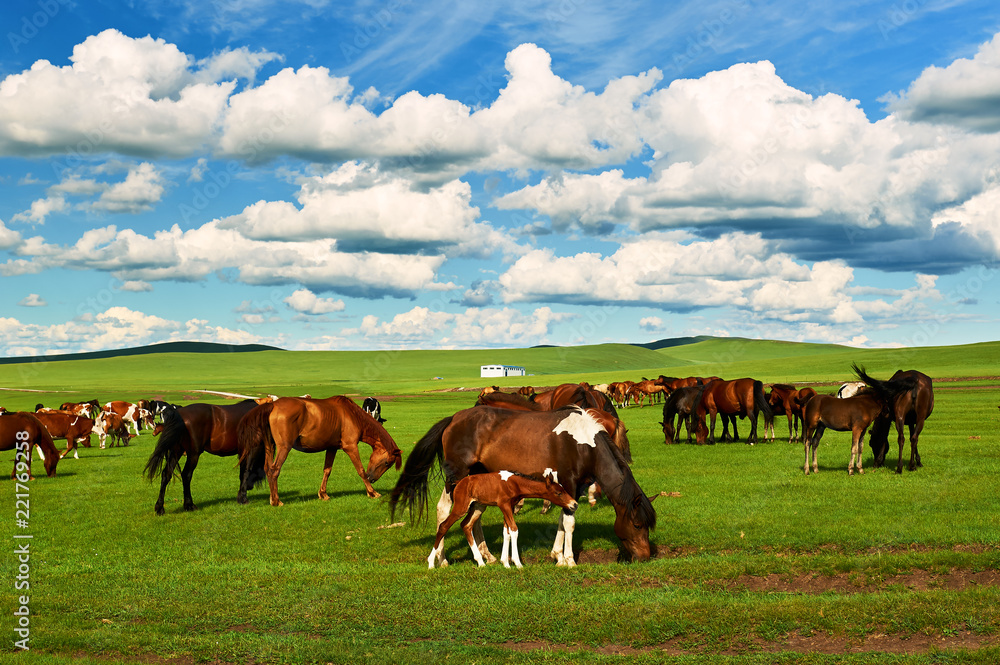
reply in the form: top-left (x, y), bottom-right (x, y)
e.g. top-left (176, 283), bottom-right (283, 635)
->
top-left (712, 567), bottom-right (1000, 594)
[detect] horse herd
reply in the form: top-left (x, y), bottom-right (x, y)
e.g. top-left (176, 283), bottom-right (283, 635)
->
top-left (1, 365), bottom-right (933, 568)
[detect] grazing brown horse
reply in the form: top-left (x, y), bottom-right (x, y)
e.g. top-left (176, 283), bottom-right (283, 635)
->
top-left (1, 412), bottom-right (59, 479)
top-left (31, 411), bottom-right (94, 459)
top-left (660, 385), bottom-right (705, 444)
top-left (428, 468), bottom-right (578, 569)
top-left (868, 369), bottom-right (934, 473)
top-left (238, 395), bottom-right (402, 506)
top-left (764, 385), bottom-right (816, 442)
top-left (627, 380), bottom-right (665, 408)
top-left (801, 365), bottom-right (918, 475)
top-left (693, 378), bottom-right (771, 445)
top-left (144, 400), bottom-right (261, 515)
top-left (389, 405), bottom-right (656, 566)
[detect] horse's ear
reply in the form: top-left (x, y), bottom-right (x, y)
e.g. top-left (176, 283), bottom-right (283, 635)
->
top-left (647, 493), bottom-right (660, 503)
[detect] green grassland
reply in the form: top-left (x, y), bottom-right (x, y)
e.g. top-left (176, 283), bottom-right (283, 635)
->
top-left (3, 338), bottom-right (1000, 664)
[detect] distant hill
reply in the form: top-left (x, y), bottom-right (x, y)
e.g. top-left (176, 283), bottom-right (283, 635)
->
top-left (0, 341), bottom-right (283, 365)
top-left (631, 336), bottom-right (717, 350)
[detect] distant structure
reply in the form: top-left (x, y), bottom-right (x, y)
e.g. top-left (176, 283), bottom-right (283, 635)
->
top-left (480, 364), bottom-right (526, 378)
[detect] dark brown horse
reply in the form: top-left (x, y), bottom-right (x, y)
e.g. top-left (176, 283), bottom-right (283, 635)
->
top-left (238, 395), bottom-right (402, 506)
top-left (764, 384), bottom-right (816, 442)
top-left (801, 365), bottom-right (918, 475)
top-left (388, 405), bottom-right (656, 566)
top-left (693, 378), bottom-right (771, 445)
top-left (660, 385), bottom-right (705, 444)
top-left (1, 412), bottom-right (59, 479)
top-left (868, 370), bottom-right (933, 473)
top-left (143, 400), bottom-right (261, 515)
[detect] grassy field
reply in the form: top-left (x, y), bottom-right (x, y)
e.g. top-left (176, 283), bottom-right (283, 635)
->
top-left (3, 338), bottom-right (1000, 664)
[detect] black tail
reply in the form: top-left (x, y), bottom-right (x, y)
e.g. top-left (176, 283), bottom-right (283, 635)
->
top-left (852, 363), bottom-right (918, 407)
top-left (387, 416), bottom-right (451, 523)
top-left (753, 380), bottom-right (772, 421)
top-left (143, 406), bottom-right (186, 482)
top-left (237, 402), bottom-right (275, 467)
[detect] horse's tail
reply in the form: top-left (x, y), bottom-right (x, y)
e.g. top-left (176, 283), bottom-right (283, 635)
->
top-left (143, 406), bottom-right (186, 482)
top-left (853, 363), bottom-right (918, 407)
top-left (237, 402), bottom-right (275, 469)
top-left (387, 416), bottom-right (451, 524)
top-left (753, 380), bottom-right (772, 421)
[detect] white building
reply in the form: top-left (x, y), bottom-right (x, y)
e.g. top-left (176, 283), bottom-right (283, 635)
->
top-left (480, 364), bottom-right (526, 378)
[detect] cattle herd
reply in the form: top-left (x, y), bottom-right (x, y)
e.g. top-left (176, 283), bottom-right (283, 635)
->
top-left (1, 364), bottom-right (934, 567)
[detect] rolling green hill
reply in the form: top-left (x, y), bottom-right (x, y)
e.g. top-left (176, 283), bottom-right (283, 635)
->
top-left (1, 337), bottom-right (997, 412)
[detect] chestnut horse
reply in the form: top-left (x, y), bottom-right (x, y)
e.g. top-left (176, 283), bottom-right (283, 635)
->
top-left (1, 412), bottom-right (59, 478)
top-left (428, 468), bottom-right (578, 569)
top-left (389, 405), bottom-right (656, 566)
top-left (868, 369), bottom-right (933, 473)
top-left (693, 378), bottom-right (771, 445)
top-left (802, 365), bottom-right (918, 475)
top-left (764, 384), bottom-right (817, 442)
top-left (144, 400), bottom-right (261, 515)
top-left (237, 395), bottom-right (402, 506)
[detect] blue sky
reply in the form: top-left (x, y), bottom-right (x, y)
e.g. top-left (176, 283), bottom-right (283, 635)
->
top-left (1, 0), bottom-right (999, 355)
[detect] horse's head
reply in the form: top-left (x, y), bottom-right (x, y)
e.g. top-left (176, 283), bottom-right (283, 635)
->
top-left (661, 419), bottom-right (675, 445)
top-left (612, 497), bottom-right (653, 562)
top-left (43, 446), bottom-right (58, 477)
top-left (365, 438), bottom-right (403, 483)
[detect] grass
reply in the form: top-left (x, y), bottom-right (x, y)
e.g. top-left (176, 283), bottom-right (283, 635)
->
top-left (2, 338), bottom-right (1000, 663)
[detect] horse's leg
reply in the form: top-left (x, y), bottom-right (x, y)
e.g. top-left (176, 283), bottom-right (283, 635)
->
top-left (462, 505), bottom-right (488, 567)
top-left (556, 509), bottom-right (576, 567)
top-left (340, 440), bottom-right (380, 497)
top-left (265, 441), bottom-right (292, 507)
top-left (708, 411), bottom-right (718, 445)
top-left (499, 503), bottom-right (521, 568)
top-left (851, 427), bottom-right (868, 476)
top-left (318, 448), bottom-right (337, 500)
top-left (428, 503), bottom-right (466, 569)
top-left (153, 448), bottom-right (180, 516)
top-left (894, 417), bottom-right (906, 474)
top-left (472, 513), bottom-right (497, 563)
top-left (180, 451), bottom-right (200, 511)
top-left (731, 415), bottom-right (741, 443)
top-left (910, 421), bottom-right (923, 469)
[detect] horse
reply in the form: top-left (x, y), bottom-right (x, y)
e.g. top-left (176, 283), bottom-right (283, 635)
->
top-left (517, 386), bottom-right (535, 399)
top-left (361, 397), bottom-right (387, 424)
top-left (837, 382), bottom-right (866, 398)
top-left (627, 380), bottom-right (664, 408)
top-left (237, 395), bottom-right (402, 506)
top-left (693, 378), bottom-right (771, 445)
top-left (388, 405), bottom-right (656, 566)
top-left (427, 468), bottom-right (578, 569)
top-left (764, 385), bottom-right (816, 442)
top-left (1, 412), bottom-right (59, 479)
top-left (801, 365), bottom-right (918, 475)
top-left (867, 369), bottom-right (934, 473)
top-left (31, 411), bottom-right (94, 459)
top-left (144, 400), bottom-right (262, 515)
top-left (660, 385), bottom-right (706, 444)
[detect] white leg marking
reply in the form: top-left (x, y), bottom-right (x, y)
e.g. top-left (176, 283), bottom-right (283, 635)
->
top-left (510, 528), bottom-right (523, 569)
top-left (501, 526), bottom-right (511, 568)
top-left (560, 513), bottom-right (576, 567)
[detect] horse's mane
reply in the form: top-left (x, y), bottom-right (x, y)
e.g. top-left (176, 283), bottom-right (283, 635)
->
top-left (593, 430), bottom-right (656, 530)
top-left (331, 396), bottom-right (400, 453)
top-left (476, 392), bottom-right (541, 410)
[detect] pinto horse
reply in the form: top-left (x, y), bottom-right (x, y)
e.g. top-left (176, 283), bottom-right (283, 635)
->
top-left (802, 365), bottom-right (918, 475)
top-left (867, 369), bottom-right (934, 473)
top-left (389, 405), bottom-right (656, 566)
top-left (428, 468), bottom-right (578, 569)
top-left (693, 378), bottom-right (771, 445)
top-left (1, 412), bottom-right (59, 479)
top-left (144, 400), bottom-right (261, 515)
top-left (31, 410), bottom-right (94, 459)
top-left (660, 385), bottom-right (705, 444)
top-left (237, 395), bottom-right (402, 506)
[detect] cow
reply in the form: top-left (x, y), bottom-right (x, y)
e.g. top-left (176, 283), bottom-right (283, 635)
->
top-left (94, 411), bottom-right (131, 449)
top-left (32, 410), bottom-right (94, 459)
top-left (103, 401), bottom-right (150, 437)
top-left (362, 396), bottom-right (387, 424)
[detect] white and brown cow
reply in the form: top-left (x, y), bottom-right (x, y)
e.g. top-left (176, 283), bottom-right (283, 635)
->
top-left (103, 401), bottom-right (151, 438)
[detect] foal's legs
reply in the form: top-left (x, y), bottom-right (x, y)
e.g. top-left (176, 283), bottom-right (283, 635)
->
top-left (849, 427), bottom-right (868, 475)
top-left (461, 506), bottom-right (488, 567)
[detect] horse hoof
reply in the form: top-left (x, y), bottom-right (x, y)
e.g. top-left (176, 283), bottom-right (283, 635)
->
top-left (319, 493), bottom-right (330, 501)
top-left (183, 504), bottom-right (196, 512)
top-left (154, 506), bottom-right (165, 516)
